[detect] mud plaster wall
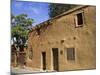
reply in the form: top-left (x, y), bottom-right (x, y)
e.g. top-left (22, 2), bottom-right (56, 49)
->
top-left (27, 6), bottom-right (96, 71)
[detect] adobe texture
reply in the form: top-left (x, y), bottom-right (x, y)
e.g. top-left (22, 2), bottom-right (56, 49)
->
top-left (27, 5), bottom-right (96, 72)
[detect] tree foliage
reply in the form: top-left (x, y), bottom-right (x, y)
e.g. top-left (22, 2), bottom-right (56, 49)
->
top-left (49, 3), bottom-right (77, 18)
top-left (11, 14), bottom-right (34, 48)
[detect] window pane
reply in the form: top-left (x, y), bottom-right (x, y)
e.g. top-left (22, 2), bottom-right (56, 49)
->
top-left (67, 48), bottom-right (75, 60)
top-left (77, 13), bottom-right (83, 25)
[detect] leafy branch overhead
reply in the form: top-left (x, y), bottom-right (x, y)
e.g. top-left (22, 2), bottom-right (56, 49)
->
top-left (49, 3), bottom-right (77, 18)
top-left (11, 14), bottom-right (34, 46)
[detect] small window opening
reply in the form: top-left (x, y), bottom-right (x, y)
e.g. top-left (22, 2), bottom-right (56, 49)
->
top-left (66, 48), bottom-right (75, 61)
top-left (75, 12), bottom-right (84, 27)
top-left (29, 47), bottom-right (33, 60)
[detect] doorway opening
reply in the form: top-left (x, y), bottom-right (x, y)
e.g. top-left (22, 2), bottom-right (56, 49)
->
top-left (42, 52), bottom-right (46, 70)
top-left (52, 48), bottom-right (59, 71)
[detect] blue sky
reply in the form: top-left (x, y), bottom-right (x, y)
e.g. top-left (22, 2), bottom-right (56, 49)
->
top-left (11, 0), bottom-right (50, 26)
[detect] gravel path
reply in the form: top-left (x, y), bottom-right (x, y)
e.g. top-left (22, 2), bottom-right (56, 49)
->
top-left (11, 66), bottom-right (55, 74)
top-left (11, 67), bottom-right (42, 74)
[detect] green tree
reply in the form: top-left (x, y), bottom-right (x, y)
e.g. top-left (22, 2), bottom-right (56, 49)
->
top-left (49, 3), bottom-right (77, 18)
top-left (11, 14), bottom-right (34, 50)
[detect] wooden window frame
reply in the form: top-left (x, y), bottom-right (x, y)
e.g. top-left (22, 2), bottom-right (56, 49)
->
top-left (75, 11), bottom-right (84, 28)
top-left (66, 48), bottom-right (75, 61)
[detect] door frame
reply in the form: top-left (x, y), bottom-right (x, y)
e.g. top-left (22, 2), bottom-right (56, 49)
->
top-left (52, 48), bottom-right (59, 71)
top-left (41, 52), bottom-right (46, 70)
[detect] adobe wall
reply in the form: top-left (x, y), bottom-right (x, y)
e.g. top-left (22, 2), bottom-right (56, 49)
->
top-left (27, 6), bottom-right (96, 71)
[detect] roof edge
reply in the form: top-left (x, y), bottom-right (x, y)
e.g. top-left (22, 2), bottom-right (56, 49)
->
top-left (30, 5), bottom-right (89, 32)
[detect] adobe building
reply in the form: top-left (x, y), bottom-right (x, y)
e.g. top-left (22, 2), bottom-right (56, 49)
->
top-left (26, 5), bottom-right (96, 72)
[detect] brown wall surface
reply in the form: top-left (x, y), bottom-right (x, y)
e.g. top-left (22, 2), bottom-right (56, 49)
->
top-left (27, 6), bottom-right (96, 72)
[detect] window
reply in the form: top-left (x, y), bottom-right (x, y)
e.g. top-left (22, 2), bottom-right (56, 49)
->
top-left (66, 48), bottom-right (75, 61)
top-left (75, 12), bottom-right (84, 27)
top-left (29, 47), bottom-right (33, 60)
